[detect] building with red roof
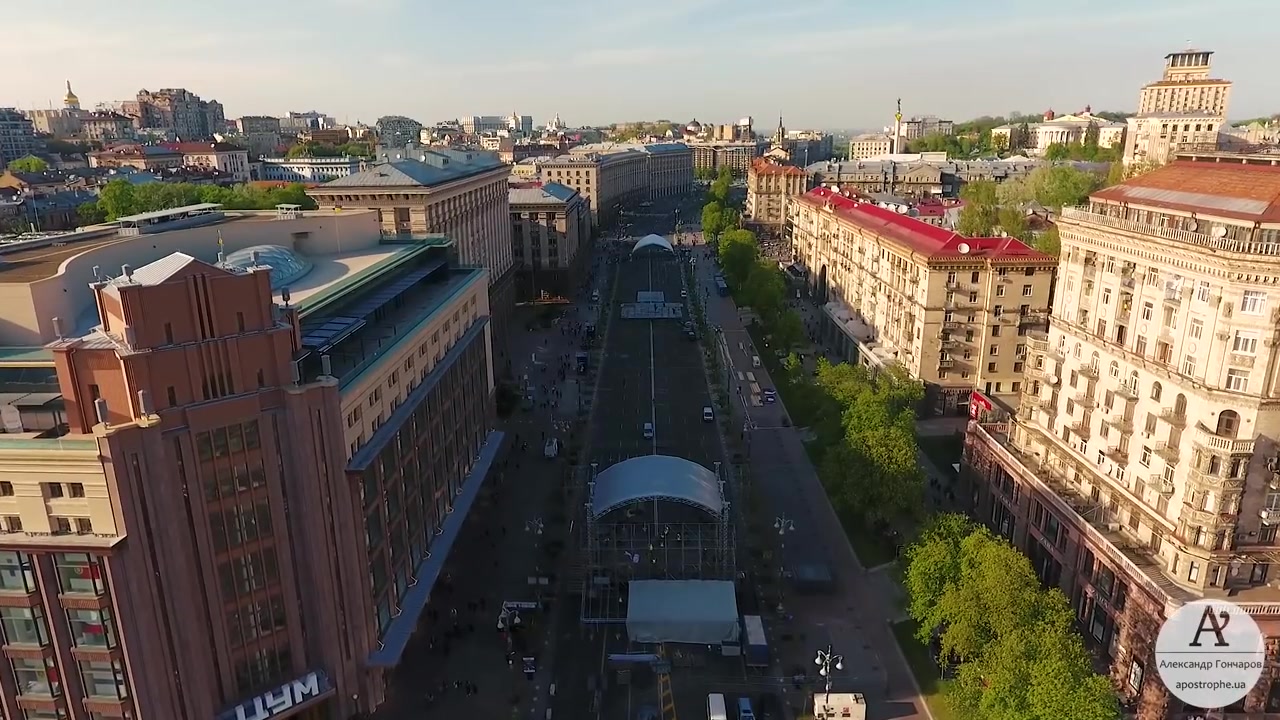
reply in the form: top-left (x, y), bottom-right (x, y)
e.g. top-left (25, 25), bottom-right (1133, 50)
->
top-left (964, 150), bottom-right (1280, 720)
top-left (788, 185), bottom-right (1055, 414)
top-left (746, 158), bottom-right (808, 235)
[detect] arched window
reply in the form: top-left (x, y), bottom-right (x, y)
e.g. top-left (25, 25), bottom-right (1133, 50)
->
top-left (1174, 394), bottom-right (1187, 417)
top-left (1128, 370), bottom-right (1139, 392)
top-left (1151, 382), bottom-right (1163, 401)
top-left (1074, 343), bottom-right (1082, 359)
top-left (1090, 351), bottom-right (1100, 370)
top-left (1109, 360), bottom-right (1120, 378)
top-left (1216, 410), bottom-right (1240, 438)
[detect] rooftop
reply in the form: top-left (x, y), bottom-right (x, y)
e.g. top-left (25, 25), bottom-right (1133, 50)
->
top-left (508, 182), bottom-right (579, 206)
top-left (294, 246), bottom-right (484, 388)
top-left (161, 141), bottom-right (246, 154)
top-left (799, 187), bottom-right (1052, 262)
top-left (315, 152), bottom-right (504, 189)
top-left (750, 158), bottom-right (805, 176)
top-left (1143, 78), bottom-right (1232, 87)
top-left (1090, 159), bottom-right (1280, 223)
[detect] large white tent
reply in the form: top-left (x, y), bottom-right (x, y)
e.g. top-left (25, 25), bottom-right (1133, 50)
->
top-left (631, 234), bottom-right (674, 254)
top-left (626, 580), bottom-right (740, 645)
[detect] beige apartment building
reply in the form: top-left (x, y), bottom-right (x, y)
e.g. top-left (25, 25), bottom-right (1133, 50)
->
top-left (745, 158), bottom-right (806, 236)
top-left (789, 187), bottom-right (1055, 415)
top-left (689, 141), bottom-right (767, 177)
top-left (1124, 48), bottom-right (1232, 166)
top-left (541, 150), bottom-right (645, 226)
top-left (508, 182), bottom-right (590, 300)
top-left (847, 134), bottom-right (894, 160)
top-left (567, 142), bottom-right (693, 200)
top-left (168, 141), bottom-right (251, 182)
top-left (307, 149), bottom-right (516, 360)
top-left (964, 153), bottom-right (1280, 719)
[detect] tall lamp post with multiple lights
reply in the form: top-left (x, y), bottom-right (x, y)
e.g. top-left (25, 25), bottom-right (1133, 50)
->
top-left (814, 644), bottom-right (844, 705)
top-left (774, 514), bottom-right (795, 607)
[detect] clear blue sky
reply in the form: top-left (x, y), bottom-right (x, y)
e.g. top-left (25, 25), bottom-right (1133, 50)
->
top-left (6, 0), bottom-right (1277, 130)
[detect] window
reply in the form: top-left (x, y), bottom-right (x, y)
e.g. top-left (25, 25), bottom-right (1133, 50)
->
top-left (1189, 318), bottom-right (1203, 340)
top-left (1108, 361), bottom-right (1119, 378)
top-left (0, 606), bottom-right (48, 645)
top-left (68, 483), bottom-right (84, 498)
top-left (1127, 660), bottom-right (1145, 692)
top-left (79, 660), bottom-right (129, 700)
top-left (0, 552), bottom-right (35, 592)
top-left (1102, 288), bottom-right (1112, 305)
top-left (0, 482), bottom-right (10, 496)
top-left (991, 325), bottom-right (1001, 337)
top-left (1188, 561), bottom-right (1200, 582)
top-left (1241, 290), bottom-right (1267, 315)
top-left (11, 656), bottom-right (59, 696)
top-left (1140, 446), bottom-right (1152, 466)
top-left (236, 312), bottom-right (246, 332)
top-left (67, 608), bottom-right (117, 648)
top-left (1022, 284), bottom-right (1032, 297)
top-left (55, 553), bottom-right (106, 594)
top-left (1150, 382), bottom-right (1162, 401)
top-left (1226, 369), bottom-right (1250, 392)
top-left (1182, 354), bottom-right (1197, 377)
top-left (1141, 302), bottom-right (1153, 321)
top-left (989, 345), bottom-right (999, 356)
top-left (1233, 331), bottom-right (1259, 355)
top-left (1196, 280), bottom-right (1211, 302)
top-left (46, 483), bottom-right (63, 499)
top-left (996, 285), bottom-right (1005, 297)
top-left (1162, 306), bottom-right (1177, 329)
top-left (1135, 335), bottom-right (1147, 356)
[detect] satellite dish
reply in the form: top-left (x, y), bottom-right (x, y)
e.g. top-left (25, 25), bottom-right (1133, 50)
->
top-left (1046, 375), bottom-right (1059, 385)
top-left (1212, 226), bottom-right (1227, 238)
top-left (957, 242), bottom-right (971, 254)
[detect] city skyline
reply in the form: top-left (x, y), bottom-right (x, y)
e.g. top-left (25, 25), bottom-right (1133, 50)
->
top-left (5, 0), bottom-right (1277, 129)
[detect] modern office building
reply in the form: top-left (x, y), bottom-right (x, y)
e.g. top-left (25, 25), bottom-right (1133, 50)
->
top-left (789, 186), bottom-right (1056, 414)
top-left (509, 182), bottom-right (590, 300)
top-left (963, 152), bottom-right (1280, 718)
top-left (745, 158), bottom-right (807, 236)
top-left (0, 203), bottom-right (499, 719)
top-left (305, 148), bottom-right (516, 367)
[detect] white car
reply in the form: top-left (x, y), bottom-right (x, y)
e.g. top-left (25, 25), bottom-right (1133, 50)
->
top-left (642, 422), bottom-right (654, 439)
top-left (762, 389), bottom-right (777, 404)
top-left (543, 438), bottom-right (560, 459)
top-left (702, 406), bottom-right (714, 422)
top-left (680, 289), bottom-right (688, 298)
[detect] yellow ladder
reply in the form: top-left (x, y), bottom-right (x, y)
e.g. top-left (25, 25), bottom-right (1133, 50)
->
top-left (656, 644), bottom-right (678, 720)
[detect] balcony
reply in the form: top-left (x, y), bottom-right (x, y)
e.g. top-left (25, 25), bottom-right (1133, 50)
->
top-left (1104, 446), bottom-right (1128, 465)
top-left (1154, 442), bottom-right (1181, 465)
top-left (1106, 414), bottom-right (1133, 434)
top-left (1061, 206), bottom-right (1280, 257)
top-left (1047, 345), bottom-right (1065, 362)
top-left (1182, 503), bottom-right (1229, 528)
top-left (1184, 466), bottom-right (1232, 491)
top-left (969, 423), bottom-right (1197, 609)
top-left (1260, 509), bottom-right (1280, 526)
top-left (1026, 333), bottom-right (1049, 353)
top-left (1069, 420), bottom-right (1092, 439)
top-left (1158, 408), bottom-right (1186, 428)
top-left (1120, 276), bottom-right (1135, 289)
top-left (1149, 475), bottom-right (1176, 494)
top-left (1072, 391), bottom-right (1096, 409)
top-left (1019, 313), bottom-right (1049, 326)
top-left (1078, 365), bottom-right (1099, 380)
top-left (941, 320), bottom-right (959, 331)
top-left (945, 280), bottom-right (965, 291)
top-left (1114, 383), bottom-right (1139, 402)
top-left (1192, 422), bottom-right (1255, 456)
top-left (1021, 391), bottom-right (1043, 408)
top-left (1229, 353), bottom-right (1256, 369)
top-left (937, 358), bottom-right (955, 369)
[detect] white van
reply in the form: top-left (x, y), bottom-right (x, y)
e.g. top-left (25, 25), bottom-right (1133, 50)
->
top-left (591, 289), bottom-right (601, 302)
top-left (751, 355), bottom-right (761, 368)
top-left (706, 693), bottom-right (728, 720)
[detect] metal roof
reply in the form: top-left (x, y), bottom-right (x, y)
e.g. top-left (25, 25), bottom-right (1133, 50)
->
top-left (298, 257), bottom-right (447, 351)
top-left (115, 203), bottom-right (223, 224)
top-left (318, 154), bottom-right (504, 189)
top-left (589, 455), bottom-right (723, 519)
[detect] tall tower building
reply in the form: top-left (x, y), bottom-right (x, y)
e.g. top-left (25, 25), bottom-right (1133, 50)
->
top-left (1137, 48), bottom-right (1231, 117)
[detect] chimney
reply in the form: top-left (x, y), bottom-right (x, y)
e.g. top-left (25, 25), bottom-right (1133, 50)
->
top-left (321, 354), bottom-right (332, 378)
top-left (120, 264), bottom-right (133, 282)
top-left (93, 398), bottom-right (110, 426)
top-left (136, 389), bottom-right (154, 415)
top-left (52, 317), bottom-right (64, 340)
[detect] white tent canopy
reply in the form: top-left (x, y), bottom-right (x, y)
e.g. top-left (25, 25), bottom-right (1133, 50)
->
top-left (632, 234), bottom-right (674, 254)
top-left (626, 580), bottom-right (740, 645)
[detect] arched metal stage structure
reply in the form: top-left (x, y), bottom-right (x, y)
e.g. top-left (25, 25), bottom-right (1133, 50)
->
top-left (580, 455), bottom-right (736, 624)
top-left (631, 233), bottom-right (675, 254)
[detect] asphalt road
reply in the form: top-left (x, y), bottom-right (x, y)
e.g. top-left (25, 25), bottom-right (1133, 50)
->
top-left (551, 194), bottom-right (732, 720)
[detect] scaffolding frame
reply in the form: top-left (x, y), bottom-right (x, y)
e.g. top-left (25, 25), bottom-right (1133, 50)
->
top-left (580, 461), bottom-right (736, 624)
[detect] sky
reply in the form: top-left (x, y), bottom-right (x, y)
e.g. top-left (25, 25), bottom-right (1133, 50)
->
top-left (5, 0), bottom-right (1278, 131)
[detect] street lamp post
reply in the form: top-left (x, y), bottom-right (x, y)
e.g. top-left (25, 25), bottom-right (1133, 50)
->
top-left (814, 644), bottom-right (844, 706)
top-left (774, 515), bottom-right (795, 609)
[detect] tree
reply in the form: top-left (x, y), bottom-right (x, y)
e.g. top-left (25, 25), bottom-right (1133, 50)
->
top-left (286, 142), bottom-right (342, 158)
top-left (1015, 122), bottom-right (1031, 151)
top-left (903, 515), bottom-right (1121, 720)
top-left (77, 201), bottom-right (107, 226)
top-left (694, 167), bottom-right (716, 182)
top-left (1036, 166), bottom-right (1102, 211)
top-left (709, 167), bottom-right (732, 205)
top-left (1083, 121), bottom-right (1100, 155)
top-left (957, 180), bottom-right (1000, 236)
top-left (702, 202), bottom-right (726, 239)
top-left (996, 206), bottom-right (1029, 240)
top-left (740, 262), bottom-right (785, 317)
top-left (717, 229), bottom-right (758, 286)
top-left (97, 180), bottom-right (138, 221)
top-left (7, 155), bottom-right (48, 173)
top-left (93, 178), bottom-right (318, 220)
top-left (1033, 226), bottom-right (1061, 256)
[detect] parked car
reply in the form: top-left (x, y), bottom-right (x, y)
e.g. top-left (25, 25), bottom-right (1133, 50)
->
top-left (762, 389), bottom-right (777, 404)
top-left (543, 438), bottom-right (560, 459)
top-left (643, 422), bottom-right (654, 439)
top-left (702, 406), bottom-right (714, 422)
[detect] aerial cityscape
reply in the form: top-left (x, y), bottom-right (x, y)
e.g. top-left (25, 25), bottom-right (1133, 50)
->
top-left (1, 7), bottom-right (1279, 720)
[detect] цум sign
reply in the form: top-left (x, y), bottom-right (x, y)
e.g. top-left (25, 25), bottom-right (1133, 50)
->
top-left (217, 670), bottom-right (331, 720)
